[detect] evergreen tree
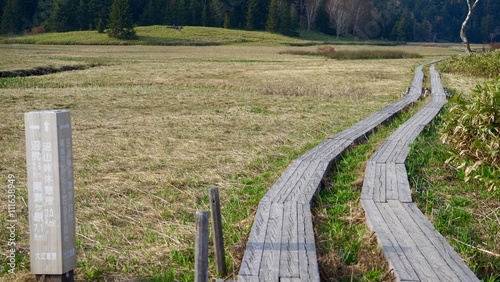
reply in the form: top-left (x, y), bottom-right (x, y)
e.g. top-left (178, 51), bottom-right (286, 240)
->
top-left (176, 0), bottom-right (187, 25)
top-left (278, 1), bottom-right (296, 36)
top-left (223, 11), bottom-right (229, 28)
top-left (108, 0), bottom-right (136, 39)
top-left (201, 0), bottom-right (208, 26)
top-left (48, 0), bottom-right (78, 32)
top-left (315, 0), bottom-right (334, 35)
top-left (245, 0), bottom-right (257, 29)
top-left (1, 0), bottom-right (21, 34)
top-left (0, 0), bottom-right (4, 22)
top-left (96, 17), bottom-right (105, 32)
top-left (266, 0), bottom-right (277, 32)
top-left (141, 0), bottom-right (156, 26)
top-left (164, 0), bottom-right (177, 25)
top-left (77, 0), bottom-right (91, 30)
top-left (189, 0), bottom-right (200, 26)
top-left (208, 0), bottom-right (222, 27)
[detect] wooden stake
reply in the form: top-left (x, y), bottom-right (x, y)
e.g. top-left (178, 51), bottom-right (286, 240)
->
top-left (210, 187), bottom-right (227, 276)
top-left (195, 211), bottom-right (209, 282)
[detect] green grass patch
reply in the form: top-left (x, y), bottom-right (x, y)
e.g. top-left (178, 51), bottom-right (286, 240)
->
top-left (0, 63), bottom-right (102, 78)
top-left (0, 26), bottom-right (309, 46)
top-left (314, 101), bottom-right (426, 280)
top-left (437, 51), bottom-right (500, 78)
top-left (406, 113), bottom-right (500, 280)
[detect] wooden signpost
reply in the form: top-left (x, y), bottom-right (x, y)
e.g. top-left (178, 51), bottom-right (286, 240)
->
top-left (25, 110), bottom-right (76, 281)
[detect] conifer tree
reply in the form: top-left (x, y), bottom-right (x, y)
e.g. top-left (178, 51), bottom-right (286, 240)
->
top-left (245, 0), bottom-right (257, 30)
top-left (189, 0), bottom-right (200, 26)
top-left (108, 0), bottom-right (136, 39)
top-left (141, 0), bottom-right (156, 26)
top-left (266, 0), bottom-right (277, 32)
top-left (1, 0), bottom-right (21, 34)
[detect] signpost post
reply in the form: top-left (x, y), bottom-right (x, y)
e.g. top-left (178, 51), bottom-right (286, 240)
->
top-left (25, 110), bottom-right (76, 281)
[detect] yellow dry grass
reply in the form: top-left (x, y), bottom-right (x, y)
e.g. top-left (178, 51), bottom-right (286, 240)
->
top-left (0, 44), bottom-right (455, 281)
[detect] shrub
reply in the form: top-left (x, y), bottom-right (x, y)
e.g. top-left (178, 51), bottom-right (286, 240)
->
top-left (440, 76), bottom-right (499, 191)
top-left (438, 52), bottom-right (500, 78)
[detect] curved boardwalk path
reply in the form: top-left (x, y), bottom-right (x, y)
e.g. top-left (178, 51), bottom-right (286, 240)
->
top-left (361, 65), bottom-right (479, 281)
top-left (238, 66), bottom-right (426, 281)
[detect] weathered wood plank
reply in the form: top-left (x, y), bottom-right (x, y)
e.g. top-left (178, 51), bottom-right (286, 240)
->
top-left (386, 162), bottom-right (398, 200)
top-left (298, 203), bottom-right (320, 282)
top-left (361, 161), bottom-right (376, 200)
top-left (361, 200), bottom-right (419, 281)
top-left (378, 201), bottom-right (440, 281)
top-left (369, 140), bottom-right (393, 163)
top-left (388, 201), bottom-right (460, 281)
top-left (403, 203), bottom-right (480, 281)
top-left (239, 202), bottom-right (272, 278)
top-left (279, 202), bottom-right (299, 278)
top-left (262, 159), bottom-right (304, 202)
top-left (274, 158), bottom-right (322, 203)
top-left (374, 163), bottom-right (386, 203)
top-left (259, 203), bottom-right (284, 281)
top-left (237, 276), bottom-right (260, 282)
top-left (396, 164), bottom-right (412, 203)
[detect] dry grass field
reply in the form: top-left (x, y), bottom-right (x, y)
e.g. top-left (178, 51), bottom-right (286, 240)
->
top-left (0, 43), bottom-right (459, 281)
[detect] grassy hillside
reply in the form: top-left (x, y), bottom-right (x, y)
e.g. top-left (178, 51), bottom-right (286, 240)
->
top-left (0, 26), bottom-right (312, 46)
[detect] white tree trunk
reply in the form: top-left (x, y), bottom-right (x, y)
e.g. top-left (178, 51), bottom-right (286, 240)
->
top-left (460, 0), bottom-right (480, 53)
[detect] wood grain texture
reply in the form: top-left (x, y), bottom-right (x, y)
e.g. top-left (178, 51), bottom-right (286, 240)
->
top-left (360, 64), bottom-right (479, 282)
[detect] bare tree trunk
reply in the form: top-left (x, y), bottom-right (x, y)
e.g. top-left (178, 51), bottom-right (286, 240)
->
top-left (460, 0), bottom-right (480, 53)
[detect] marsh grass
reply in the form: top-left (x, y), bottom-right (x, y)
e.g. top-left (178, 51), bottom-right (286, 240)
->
top-left (280, 47), bottom-right (422, 60)
top-left (0, 44), bottom-right (453, 281)
top-left (406, 115), bottom-right (500, 280)
top-left (314, 99), bottom-right (427, 281)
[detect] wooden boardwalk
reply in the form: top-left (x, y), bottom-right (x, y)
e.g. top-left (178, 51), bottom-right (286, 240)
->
top-left (238, 65), bottom-right (426, 281)
top-left (361, 65), bottom-right (479, 281)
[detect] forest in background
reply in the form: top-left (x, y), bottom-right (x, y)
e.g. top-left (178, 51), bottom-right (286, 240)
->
top-left (1, 0), bottom-right (499, 43)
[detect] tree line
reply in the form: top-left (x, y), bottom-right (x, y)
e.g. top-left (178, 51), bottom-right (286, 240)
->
top-left (1, 0), bottom-right (499, 43)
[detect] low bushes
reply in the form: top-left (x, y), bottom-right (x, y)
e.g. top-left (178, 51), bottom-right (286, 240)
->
top-left (438, 51), bottom-right (500, 78)
top-left (440, 76), bottom-right (499, 191)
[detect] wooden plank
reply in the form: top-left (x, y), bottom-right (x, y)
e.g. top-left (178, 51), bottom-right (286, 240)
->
top-left (396, 164), bottom-right (413, 203)
top-left (291, 161), bottom-right (329, 204)
top-left (374, 163), bottom-right (386, 203)
top-left (259, 203), bottom-right (284, 281)
top-left (378, 201), bottom-right (440, 281)
top-left (386, 162), bottom-right (398, 200)
top-left (280, 278), bottom-right (302, 282)
top-left (274, 158), bottom-right (322, 203)
top-left (403, 203), bottom-right (480, 281)
top-left (361, 200), bottom-right (419, 281)
top-left (298, 203), bottom-right (320, 282)
top-left (262, 159), bottom-right (304, 202)
top-left (388, 201), bottom-right (462, 281)
top-left (279, 202), bottom-right (299, 279)
top-left (369, 140), bottom-right (392, 163)
top-left (237, 276), bottom-right (260, 282)
top-left (361, 161), bottom-right (376, 200)
top-left (386, 140), bottom-right (406, 164)
top-left (239, 202), bottom-right (272, 277)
